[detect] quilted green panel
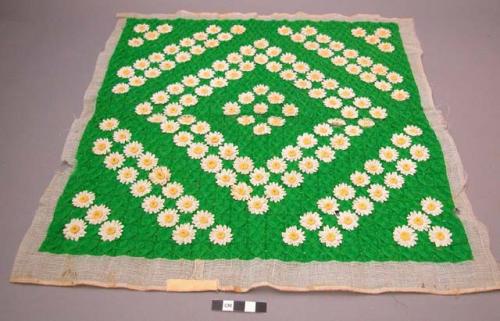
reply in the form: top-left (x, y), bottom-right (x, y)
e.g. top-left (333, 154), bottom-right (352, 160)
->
top-left (39, 18), bottom-right (472, 262)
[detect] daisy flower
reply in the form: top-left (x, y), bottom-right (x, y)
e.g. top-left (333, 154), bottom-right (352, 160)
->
top-left (117, 66), bottom-right (134, 78)
top-left (149, 166), bottom-right (171, 185)
top-left (192, 210), bottom-right (215, 229)
top-left (341, 106), bottom-right (358, 119)
top-left (130, 180), bottom-right (152, 197)
top-left (264, 183), bottom-right (286, 202)
top-left (176, 195), bottom-right (199, 213)
top-left (233, 156), bottom-right (254, 174)
top-left (124, 141), bottom-right (143, 158)
top-left (160, 120), bottom-right (180, 134)
top-left (410, 144), bottom-right (430, 162)
top-left (63, 218), bottom-right (87, 241)
top-left (209, 225), bottom-right (233, 245)
top-left (392, 133), bottom-right (412, 148)
top-left (315, 146), bottom-right (335, 162)
top-left (350, 171), bottom-right (370, 187)
top-left (369, 106), bottom-right (388, 119)
top-left (268, 116), bottom-right (285, 127)
top-left (297, 133), bottom-right (317, 149)
top-left (128, 37), bottom-right (144, 47)
top-left (351, 27), bottom-right (366, 37)
top-left (319, 226), bottom-right (343, 247)
top-left (282, 226), bottom-right (305, 246)
top-left (404, 125), bottom-right (423, 136)
top-left (99, 118), bottom-right (119, 131)
top-left (323, 97), bottom-right (342, 109)
top-left (113, 129), bottom-right (131, 143)
top-left (142, 195), bottom-right (165, 214)
top-left (343, 49), bottom-right (359, 59)
top-left (364, 159), bottom-right (384, 175)
top-left (157, 23), bottom-right (173, 34)
top-left (72, 191), bottom-right (95, 208)
top-left (358, 118), bottom-right (375, 128)
top-left (250, 168), bottom-right (270, 186)
top-left (190, 121), bottom-right (211, 134)
top-left (237, 115), bottom-right (255, 126)
top-left (379, 147), bottom-right (399, 162)
top-left (428, 226), bottom-right (453, 247)
top-left (231, 183), bottom-right (253, 201)
top-left (375, 80), bottom-right (392, 91)
top-left (112, 83), bottom-right (129, 94)
top-left (92, 138), bottom-right (112, 155)
top-left (253, 102), bottom-right (269, 114)
top-left (391, 89), bottom-right (410, 101)
top-left (163, 103), bottom-right (183, 117)
top-left (215, 169), bottom-right (237, 187)
top-left (313, 123), bottom-right (333, 137)
top-left (173, 132), bottom-right (193, 147)
top-left (345, 125), bottom-right (363, 137)
top-left (201, 155), bottom-right (223, 173)
top-left (150, 91), bottom-right (169, 105)
top-left (172, 223), bottom-right (196, 245)
top-left (282, 104), bottom-right (299, 116)
top-left (253, 123), bottom-right (271, 135)
top-left (267, 157), bottom-right (287, 174)
top-left (333, 183), bottom-right (356, 201)
top-left (317, 197), bottom-right (339, 215)
top-left (368, 184), bottom-right (389, 203)
top-left (407, 211), bottom-right (431, 231)
top-left (281, 145), bottom-right (302, 161)
top-left (384, 172), bottom-right (405, 189)
top-left (159, 60), bottom-right (176, 71)
top-left (300, 212), bottom-right (322, 231)
top-left (396, 159), bottom-right (417, 176)
top-left (393, 226), bottom-right (417, 247)
top-left (337, 211), bottom-right (359, 231)
top-left (277, 26), bottom-right (292, 36)
top-left (299, 157), bottom-right (319, 174)
top-left (182, 75), bottom-right (200, 87)
top-left (162, 182), bottom-right (184, 199)
top-left (187, 143), bottom-right (208, 159)
top-left (144, 30), bottom-right (160, 41)
top-left (117, 167), bottom-right (138, 184)
top-left (137, 152), bottom-right (158, 170)
top-left (85, 205), bottom-right (110, 224)
top-left (223, 102), bottom-right (240, 115)
top-left (331, 56), bottom-right (348, 66)
top-left (352, 196), bottom-right (374, 216)
top-left (157, 209), bottom-right (179, 228)
top-left (330, 134), bottom-right (350, 150)
top-left (98, 220), bottom-right (123, 241)
top-left (179, 94), bottom-right (198, 107)
top-left (247, 196), bottom-right (269, 215)
top-left (230, 24), bottom-right (246, 34)
top-left (421, 197), bottom-right (443, 216)
top-left (281, 171), bottom-right (303, 188)
top-left (219, 143), bottom-right (239, 160)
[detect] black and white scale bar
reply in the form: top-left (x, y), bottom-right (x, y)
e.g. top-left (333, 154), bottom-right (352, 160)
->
top-left (212, 300), bottom-right (267, 313)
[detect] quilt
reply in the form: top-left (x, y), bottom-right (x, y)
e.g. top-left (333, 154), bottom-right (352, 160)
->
top-left (11, 11), bottom-right (500, 294)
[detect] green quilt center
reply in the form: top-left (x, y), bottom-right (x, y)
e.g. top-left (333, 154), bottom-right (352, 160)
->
top-left (39, 18), bottom-right (472, 262)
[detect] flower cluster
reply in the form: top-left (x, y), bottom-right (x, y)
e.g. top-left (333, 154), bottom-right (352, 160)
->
top-left (282, 125), bottom-right (430, 247)
top-left (66, 190), bottom-right (123, 242)
top-left (393, 196), bottom-right (452, 248)
top-left (223, 84), bottom-right (298, 136)
top-left (133, 40), bottom-right (397, 216)
top-left (277, 25), bottom-right (409, 102)
top-left (351, 26), bottom-right (395, 53)
top-left (113, 24), bottom-right (246, 94)
top-left (91, 118), bottom-right (232, 246)
top-left (127, 22), bottom-right (173, 48)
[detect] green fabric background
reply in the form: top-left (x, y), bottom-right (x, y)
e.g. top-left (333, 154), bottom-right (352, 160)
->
top-left (39, 18), bottom-right (472, 262)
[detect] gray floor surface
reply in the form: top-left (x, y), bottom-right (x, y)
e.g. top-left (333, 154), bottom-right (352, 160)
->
top-left (1, 1), bottom-right (499, 320)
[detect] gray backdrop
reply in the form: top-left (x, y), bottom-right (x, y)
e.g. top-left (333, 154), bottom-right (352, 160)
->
top-left (1, 1), bottom-right (499, 320)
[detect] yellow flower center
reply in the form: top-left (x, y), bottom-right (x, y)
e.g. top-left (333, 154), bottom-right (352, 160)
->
top-left (400, 231), bottom-right (411, 241)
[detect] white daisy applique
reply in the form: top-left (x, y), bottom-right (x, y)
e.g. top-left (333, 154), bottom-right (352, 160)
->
top-left (209, 225), bottom-right (233, 245)
top-left (393, 225), bottom-right (417, 248)
top-left (282, 226), bottom-right (305, 246)
top-left (63, 218), bottom-right (87, 241)
top-left (99, 220), bottom-right (124, 241)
